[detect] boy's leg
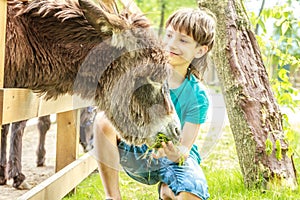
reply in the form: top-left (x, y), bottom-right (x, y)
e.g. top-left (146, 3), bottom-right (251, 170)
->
top-left (92, 112), bottom-right (122, 200)
top-left (177, 192), bottom-right (202, 200)
top-left (160, 183), bottom-right (202, 200)
top-left (160, 183), bottom-right (176, 200)
top-left (158, 155), bottom-right (208, 200)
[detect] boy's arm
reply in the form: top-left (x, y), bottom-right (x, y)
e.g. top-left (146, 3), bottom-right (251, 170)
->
top-left (180, 122), bottom-right (201, 150)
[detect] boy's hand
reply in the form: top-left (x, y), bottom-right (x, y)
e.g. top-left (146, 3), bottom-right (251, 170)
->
top-left (152, 141), bottom-right (189, 163)
top-left (161, 141), bottom-right (181, 162)
top-left (151, 148), bottom-right (166, 159)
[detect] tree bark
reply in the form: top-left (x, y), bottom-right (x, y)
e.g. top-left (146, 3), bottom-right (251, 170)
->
top-left (202, 0), bottom-right (298, 189)
top-left (158, 0), bottom-right (166, 36)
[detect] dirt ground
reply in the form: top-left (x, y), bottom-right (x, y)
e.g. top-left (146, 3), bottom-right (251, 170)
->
top-left (0, 116), bottom-right (58, 200)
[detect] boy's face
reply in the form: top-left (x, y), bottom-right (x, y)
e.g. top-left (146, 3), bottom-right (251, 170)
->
top-left (163, 26), bottom-right (201, 69)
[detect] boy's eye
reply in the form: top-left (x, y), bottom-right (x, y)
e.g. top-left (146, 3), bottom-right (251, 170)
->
top-left (166, 33), bottom-right (172, 38)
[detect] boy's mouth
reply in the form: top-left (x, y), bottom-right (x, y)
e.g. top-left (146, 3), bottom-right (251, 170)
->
top-left (169, 52), bottom-right (179, 56)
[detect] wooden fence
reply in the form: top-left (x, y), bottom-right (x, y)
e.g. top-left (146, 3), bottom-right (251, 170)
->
top-left (0, 0), bottom-right (98, 199)
top-left (0, 0), bottom-right (145, 199)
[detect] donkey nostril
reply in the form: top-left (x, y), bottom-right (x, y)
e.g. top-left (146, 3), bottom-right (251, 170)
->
top-left (174, 127), bottom-right (180, 137)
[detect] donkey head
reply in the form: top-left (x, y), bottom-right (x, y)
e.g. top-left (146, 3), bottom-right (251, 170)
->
top-left (78, 0), bottom-right (181, 146)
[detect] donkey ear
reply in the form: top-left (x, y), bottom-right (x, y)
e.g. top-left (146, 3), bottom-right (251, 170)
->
top-left (79, 0), bottom-right (128, 33)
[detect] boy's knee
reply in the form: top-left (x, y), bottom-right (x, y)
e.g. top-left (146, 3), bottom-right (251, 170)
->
top-left (177, 192), bottom-right (202, 200)
top-left (94, 112), bottom-right (117, 138)
top-left (160, 183), bottom-right (175, 200)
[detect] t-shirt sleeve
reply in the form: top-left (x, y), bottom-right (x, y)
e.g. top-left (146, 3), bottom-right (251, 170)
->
top-left (185, 90), bottom-right (209, 124)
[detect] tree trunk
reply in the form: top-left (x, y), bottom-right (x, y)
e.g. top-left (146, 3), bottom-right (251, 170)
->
top-left (203, 0), bottom-right (298, 189)
top-left (158, 0), bottom-right (166, 36)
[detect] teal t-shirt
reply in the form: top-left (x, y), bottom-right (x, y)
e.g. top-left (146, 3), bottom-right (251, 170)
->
top-left (170, 74), bottom-right (209, 164)
top-left (170, 74), bottom-right (209, 127)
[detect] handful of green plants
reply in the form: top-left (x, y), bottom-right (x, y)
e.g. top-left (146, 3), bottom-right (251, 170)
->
top-left (149, 132), bottom-right (171, 149)
top-left (147, 132), bottom-right (185, 166)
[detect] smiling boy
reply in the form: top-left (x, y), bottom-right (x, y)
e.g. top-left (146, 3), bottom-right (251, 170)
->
top-left (92, 6), bottom-right (217, 200)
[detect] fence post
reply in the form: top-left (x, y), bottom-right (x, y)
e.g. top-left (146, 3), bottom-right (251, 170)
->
top-left (0, 0), bottom-right (8, 149)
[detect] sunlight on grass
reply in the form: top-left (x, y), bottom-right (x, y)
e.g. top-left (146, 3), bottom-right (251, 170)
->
top-left (63, 117), bottom-right (300, 200)
top-left (205, 168), bottom-right (300, 200)
top-left (63, 171), bottom-right (157, 200)
top-left (63, 123), bottom-right (300, 199)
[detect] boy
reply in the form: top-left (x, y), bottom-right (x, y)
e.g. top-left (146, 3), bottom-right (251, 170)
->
top-left (92, 6), bottom-right (216, 200)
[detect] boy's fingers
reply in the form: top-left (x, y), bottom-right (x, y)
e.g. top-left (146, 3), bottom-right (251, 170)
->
top-left (167, 141), bottom-right (176, 152)
top-left (162, 141), bottom-right (177, 154)
top-left (152, 148), bottom-right (165, 158)
top-left (161, 142), bottom-right (170, 154)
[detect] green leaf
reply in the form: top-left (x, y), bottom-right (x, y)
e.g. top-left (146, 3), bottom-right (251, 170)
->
top-left (281, 21), bottom-right (289, 35)
top-left (296, 39), bottom-right (300, 47)
top-left (274, 11), bottom-right (282, 19)
top-left (275, 18), bottom-right (285, 27)
top-left (278, 68), bottom-right (289, 82)
top-left (285, 129), bottom-right (294, 143)
top-left (258, 18), bottom-right (266, 33)
top-left (265, 138), bottom-right (273, 156)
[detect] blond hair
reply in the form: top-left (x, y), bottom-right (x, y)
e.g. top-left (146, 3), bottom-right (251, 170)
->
top-left (165, 7), bottom-right (216, 80)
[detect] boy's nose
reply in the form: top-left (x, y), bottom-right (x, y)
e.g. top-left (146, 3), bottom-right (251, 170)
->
top-left (165, 38), bottom-right (177, 51)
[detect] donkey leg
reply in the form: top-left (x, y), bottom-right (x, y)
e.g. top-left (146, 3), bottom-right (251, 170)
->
top-left (80, 106), bottom-right (96, 152)
top-left (8, 120), bottom-right (27, 189)
top-left (0, 124), bottom-right (10, 185)
top-left (36, 115), bottom-right (51, 167)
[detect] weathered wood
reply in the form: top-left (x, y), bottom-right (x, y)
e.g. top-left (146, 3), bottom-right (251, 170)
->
top-left (0, 89), bottom-right (3, 126)
top-left (0, 0), bottom-right (93, 198)
top-left (0, 0), bottom-right (7, 149)
top-left (203, 0), bottom-right (297, 189)
top-left (17, 153), bottom-right (98, 200)
top-left (0, 89), bottom-right (39, 124)
top-left (38, 94), bottom-right (94, 117)
top-left (0, 0), bottom-right (6, 88)
top-left (56, 110), bottom-right (80, 172)
top-left (0, 88), bottom-right (93, 124)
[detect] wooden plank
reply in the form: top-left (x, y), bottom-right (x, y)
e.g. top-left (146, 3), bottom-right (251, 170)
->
top-left (0, 89), bottom-right (3, 125)
top-left (38, 94), bottom-right (94, 117)
top-left (17, 153), bottom-right (98, 200)
top-left (0, 0), bottom-right (7, 149)
top-left (56, 110), bottom-right (80, 172)
top-left (1, 89), bottom-right (39, 124)
top-left (0, 0), bottom-right (7, 88)
top-left (0, 88), bottom-right (94, 124)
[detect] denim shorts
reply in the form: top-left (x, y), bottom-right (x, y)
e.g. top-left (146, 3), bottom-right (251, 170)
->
top-left (118, 142), bottom-right (210, 200)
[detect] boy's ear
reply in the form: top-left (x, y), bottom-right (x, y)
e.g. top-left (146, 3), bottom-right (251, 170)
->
top-left (195, 45), bottom-right (208, 58)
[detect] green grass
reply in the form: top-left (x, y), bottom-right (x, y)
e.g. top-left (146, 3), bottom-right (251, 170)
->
top-left (64, 124), bottom-right (300, 200)
top-left (63, 172), bottom-right (157, 200)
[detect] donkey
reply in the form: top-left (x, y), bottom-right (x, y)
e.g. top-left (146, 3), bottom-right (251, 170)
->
top-left (2, 0), bottom-right (181, 188)
top-left (0, 107), bottom-right (95, 189)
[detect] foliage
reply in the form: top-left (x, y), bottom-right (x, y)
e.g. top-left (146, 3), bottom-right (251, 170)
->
top-left (136, 0), bottom-right (197, 33)
top-left (265, 137), bottom-right (273, 156)
top-left (63, 172), bottom-right (157, 200)
top-left (248, 1), bottom-right (300, 157)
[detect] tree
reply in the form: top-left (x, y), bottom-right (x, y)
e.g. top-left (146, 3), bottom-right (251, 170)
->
top-left (203, 0), bottom-right (298, 189)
